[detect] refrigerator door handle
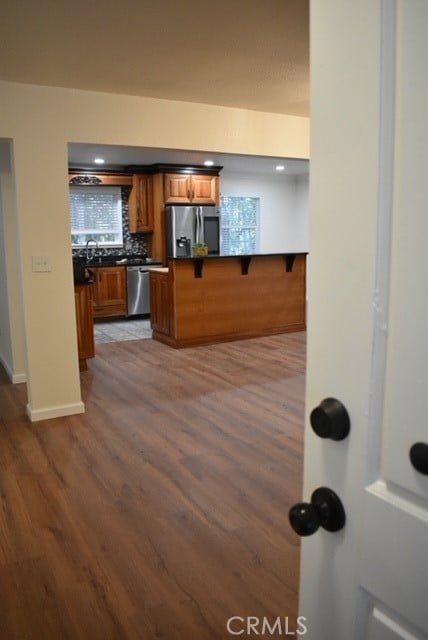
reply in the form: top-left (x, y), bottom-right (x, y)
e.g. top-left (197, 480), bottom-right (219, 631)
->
top-left (195, 207), bottom-right (202, 244)
top-left (199, 207), bottom-right (205, 242)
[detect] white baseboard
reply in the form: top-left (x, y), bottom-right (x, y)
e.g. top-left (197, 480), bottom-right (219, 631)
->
top-left (26, 401), bottom-right (85, 422)
top-left (0, 352), bottom-right (27, 384)
top-left (12, 372), bottom-right (27, 384)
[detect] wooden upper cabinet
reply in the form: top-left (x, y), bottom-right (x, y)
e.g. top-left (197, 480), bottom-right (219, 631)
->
top-left (163, 174), bottom-right (191, 203)
top-left (164, 173), bottom-right (219, 205)
top-left (128, 174), bottom-right (154, 232)
top-left (192, 175), bottom-right (220, 204)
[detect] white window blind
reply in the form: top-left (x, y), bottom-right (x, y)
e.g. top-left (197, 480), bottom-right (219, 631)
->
top-left (70, 186), bottom-right (123, 248)
top-left (220, 196), bottom-right (259, 255)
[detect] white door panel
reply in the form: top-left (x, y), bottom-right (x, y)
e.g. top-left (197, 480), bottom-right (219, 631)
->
top-left (300, 1), bottom-right (428, 638)
top-left (361, 482), bottom-right (428, 631)
top-left (367, 607), bottom-right (423, 640)
top-left (380, 0), bottom-right (428, 499)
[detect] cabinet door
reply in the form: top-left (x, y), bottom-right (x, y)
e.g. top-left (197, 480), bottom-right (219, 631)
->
top-left (93, 267), bottom-right (127, 317)
top-left (158, 275), bottom-right (170, 335)
top-left (74, 284), bottom-right (95, 364)
top-left (191, 175), bottom-right (219, 204)
top-left (128, 174), bottom-right (153, 232)
top-left (150, 272), bottom-right (170, 335)
top-left (164, 173), bottom-right (192, 203)
top-left (164, 173), bottom-right (219, 204)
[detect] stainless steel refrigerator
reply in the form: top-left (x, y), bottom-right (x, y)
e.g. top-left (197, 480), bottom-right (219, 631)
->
top-left (165, 205), bottom-right (220, 257)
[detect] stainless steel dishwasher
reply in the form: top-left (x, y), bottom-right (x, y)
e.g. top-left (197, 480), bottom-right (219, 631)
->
top-left (126, 266), bottom-right (151, 316)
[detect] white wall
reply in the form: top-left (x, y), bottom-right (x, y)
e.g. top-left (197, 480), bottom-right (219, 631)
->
top-left (220, 171), bottom-right (309, 253)
top-left (294, 174), bottom-right (310, 251)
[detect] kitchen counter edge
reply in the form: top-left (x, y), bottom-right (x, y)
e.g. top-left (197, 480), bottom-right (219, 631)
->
top-left (168, 252), bottom-right (308, 261)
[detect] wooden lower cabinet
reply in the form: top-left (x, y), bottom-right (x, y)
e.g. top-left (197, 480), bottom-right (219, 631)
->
top-left (74, 284), bottom-right (95, 370)
top-left (92, 266), bottom-right (127, 318)
top-left (149, 270), bottom-right (170, 337)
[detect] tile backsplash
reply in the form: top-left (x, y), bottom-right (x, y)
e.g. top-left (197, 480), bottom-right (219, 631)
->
top-left (72, 188), bottom-right (148, 258)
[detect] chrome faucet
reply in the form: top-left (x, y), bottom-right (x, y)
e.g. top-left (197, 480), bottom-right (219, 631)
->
top-left (85, 238), bottom-right (99, 262)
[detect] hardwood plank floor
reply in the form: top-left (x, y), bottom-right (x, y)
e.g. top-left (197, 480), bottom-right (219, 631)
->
top-left (0, 332), bottom-right (305, 639)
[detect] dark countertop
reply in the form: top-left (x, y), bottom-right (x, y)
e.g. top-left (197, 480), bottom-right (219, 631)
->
top-left (85, 258), bottom-right (163, 268)
top-left (168, 252), bottom-right (308, 260)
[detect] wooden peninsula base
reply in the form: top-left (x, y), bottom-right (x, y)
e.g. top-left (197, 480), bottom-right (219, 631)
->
top-left (149, 254), bottom-right (306, 348)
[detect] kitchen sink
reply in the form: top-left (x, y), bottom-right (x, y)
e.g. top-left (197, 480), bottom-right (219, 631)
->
top-left (86, 255), bottom-right (124, 265)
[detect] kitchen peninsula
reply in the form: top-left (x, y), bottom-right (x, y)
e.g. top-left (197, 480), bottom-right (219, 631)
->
top-left (149, 253), bottom-right (306, 348)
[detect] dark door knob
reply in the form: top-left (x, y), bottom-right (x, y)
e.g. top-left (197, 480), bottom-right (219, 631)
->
top-left (409, 442), bottom-right (428, 475)
top-left (310, 398), bottom-right (350, 440)
top-left (289, 487), bottom-right (346, 536)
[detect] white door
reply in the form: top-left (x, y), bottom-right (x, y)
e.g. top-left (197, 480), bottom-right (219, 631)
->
top-left (297, 2), bottom-right (428, 638)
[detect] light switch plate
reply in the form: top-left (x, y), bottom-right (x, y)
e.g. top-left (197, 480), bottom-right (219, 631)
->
top-left (32, 256), bottom-right (52, 272)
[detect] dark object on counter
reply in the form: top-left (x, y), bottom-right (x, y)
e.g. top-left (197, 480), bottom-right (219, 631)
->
top-left (73, 257), bottom-right (93, 284)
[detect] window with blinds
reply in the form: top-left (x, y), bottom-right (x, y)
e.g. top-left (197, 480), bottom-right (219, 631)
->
top-left (70, 186), bottom-right (123, 248)
top-left (220, 196), bottom-right (259, 255)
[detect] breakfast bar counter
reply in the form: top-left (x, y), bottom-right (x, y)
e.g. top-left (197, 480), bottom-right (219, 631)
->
top-left (149, 253), bottom-right (307, 348)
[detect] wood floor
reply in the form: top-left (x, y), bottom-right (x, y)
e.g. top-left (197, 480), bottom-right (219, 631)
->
top-left (0, 332), bottom-right (305, 640)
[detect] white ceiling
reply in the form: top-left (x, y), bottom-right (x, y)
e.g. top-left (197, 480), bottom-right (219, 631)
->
top-left (0, 0), bottom-right (309, 117)
top-left (1, 0), bottom-right (309, 177)
top-left (68, 143), bottom-right (309, 177)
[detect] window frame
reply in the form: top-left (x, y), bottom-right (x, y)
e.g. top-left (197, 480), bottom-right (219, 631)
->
top-left (220, 195), bottom-right (260, 255)
top-left (70, 185), bottom-right (124, 249)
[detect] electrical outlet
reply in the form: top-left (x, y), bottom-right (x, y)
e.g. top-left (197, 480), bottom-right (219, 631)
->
top-left (32, 256), bottom-right (52, 272)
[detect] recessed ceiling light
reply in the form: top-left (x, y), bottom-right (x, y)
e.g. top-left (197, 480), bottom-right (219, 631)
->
top-left (276, 165), bottom-right (285, 171)
top-left (204, 160), bottom-right (214, 167)
top-left (94, 157), bottom-right (105, 165)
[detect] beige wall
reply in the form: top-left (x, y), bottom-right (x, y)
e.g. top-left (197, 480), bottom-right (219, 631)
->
top-left (0, 80), bottom-right (310, 421)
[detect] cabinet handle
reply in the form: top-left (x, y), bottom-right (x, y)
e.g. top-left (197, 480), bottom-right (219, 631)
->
top-left (187, 189), bottom-right (191, 199)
